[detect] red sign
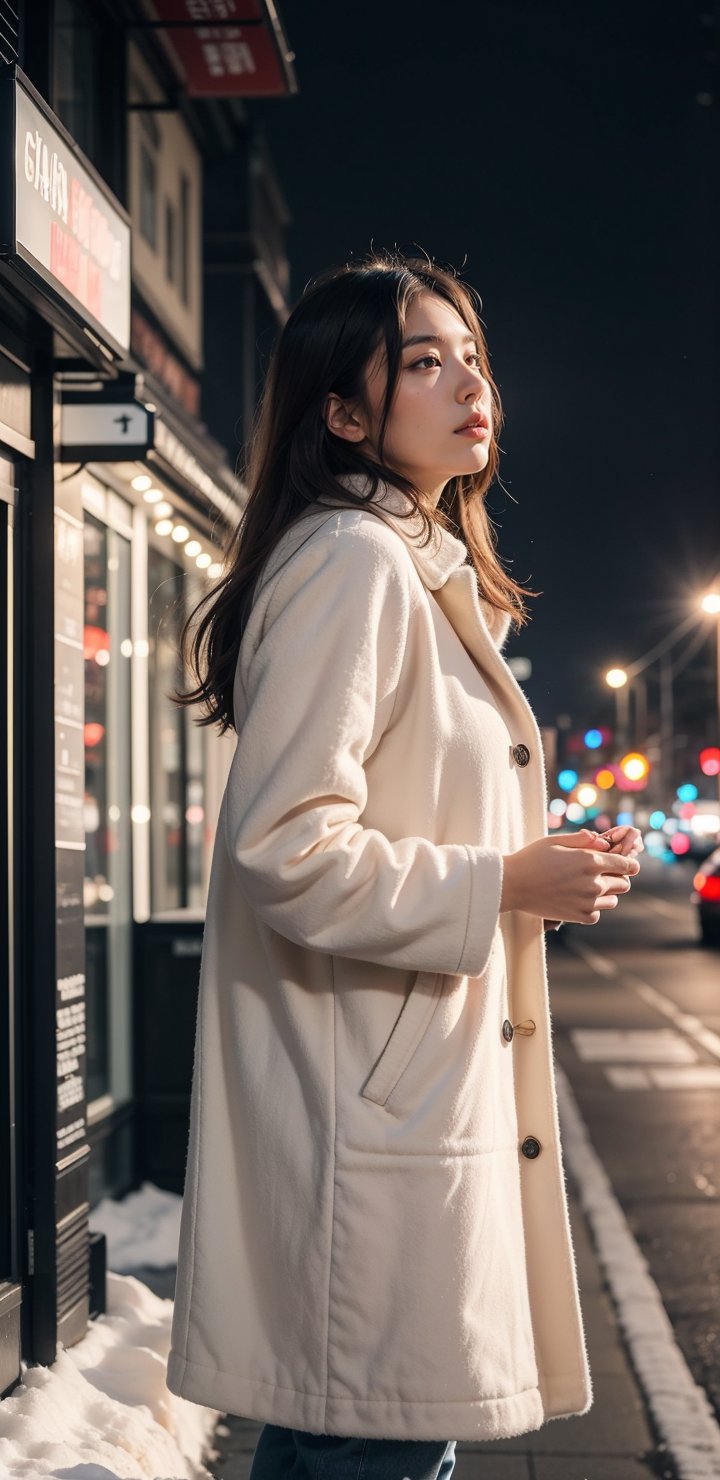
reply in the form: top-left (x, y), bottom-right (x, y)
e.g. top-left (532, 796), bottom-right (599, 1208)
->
top-left (146, 0), bottom-right (297, 97)
top-left (131, 307), bottom-right (201, 417)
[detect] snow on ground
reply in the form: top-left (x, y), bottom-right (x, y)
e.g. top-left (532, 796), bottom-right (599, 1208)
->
top-left (89, 1182), bottom-right (183, 1272)
top-left (0, 1185), bottom-right (221, 1480)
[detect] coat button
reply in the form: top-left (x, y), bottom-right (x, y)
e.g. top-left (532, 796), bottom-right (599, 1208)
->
top-left (512, 743), bottom-right (531, 767)
top-left (514, 1019), bottom-right (536, 1036)
top-left (502, 1019), bottom-right (514, 1042)
top-left (521, 1136), bottom-right (542, 1159)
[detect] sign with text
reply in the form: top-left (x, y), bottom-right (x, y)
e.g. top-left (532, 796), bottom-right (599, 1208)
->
top-left (0, 68), bottom-right (131, 356)
top-left (145, 1), bottom-right (297, 97)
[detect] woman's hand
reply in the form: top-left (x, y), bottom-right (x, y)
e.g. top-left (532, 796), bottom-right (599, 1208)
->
top-left (593, 824), bottom-right (644, 859)
top-left (501, 827), bottom-right (641, 926)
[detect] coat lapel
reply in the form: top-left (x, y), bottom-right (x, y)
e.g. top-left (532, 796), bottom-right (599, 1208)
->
top-left (337, 475), bottom-right (551, 838)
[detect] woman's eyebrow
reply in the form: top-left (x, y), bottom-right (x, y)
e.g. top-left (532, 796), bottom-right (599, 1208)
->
top-left (402, 333), bottom-right (478, 348)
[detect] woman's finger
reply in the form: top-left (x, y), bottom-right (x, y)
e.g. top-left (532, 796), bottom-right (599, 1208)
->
top-left (598, 825), bottom-right (644, 856)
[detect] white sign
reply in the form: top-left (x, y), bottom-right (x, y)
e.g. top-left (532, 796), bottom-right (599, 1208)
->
top-left (61, 402), bottom-right (151, 450)
top-left (13, 79), bottom-right (130, 354)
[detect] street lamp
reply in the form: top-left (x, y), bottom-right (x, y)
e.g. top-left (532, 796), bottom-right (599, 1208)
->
top-left (699, 587), bottom-right (720, 809)
top-left (605, 667), bottom-right (629, 752)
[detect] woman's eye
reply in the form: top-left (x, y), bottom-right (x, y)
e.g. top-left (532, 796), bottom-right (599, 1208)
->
top-left (411, 355), bottom-right (442, 370)
top-left (467, 353), bottom-right (483, 367)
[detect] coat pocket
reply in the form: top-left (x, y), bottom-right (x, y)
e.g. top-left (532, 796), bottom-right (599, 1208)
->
top-left (360, 971), bottom-right (446, 1109)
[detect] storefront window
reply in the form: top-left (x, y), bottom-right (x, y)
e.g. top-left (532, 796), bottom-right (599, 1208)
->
top-left (140, 144), bottom-right (158, 251)
top-left (83, 515), bottom-right (132, 1108)
top-left (148, 546), bottom-right (207, 912)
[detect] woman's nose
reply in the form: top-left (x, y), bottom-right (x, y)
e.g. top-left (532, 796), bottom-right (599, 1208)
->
top-left (459, 367), bottom-right (486, 400)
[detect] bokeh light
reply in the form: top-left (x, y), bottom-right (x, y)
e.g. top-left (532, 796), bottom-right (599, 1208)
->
top-left (644, 831), bottom-right (668, 856)
top-left (620, 752), bottom-right (650, 782)
top-left (558, 769), bottom-right (578, 792)
top-left (595, 768), bottom-right (615, 789)
top-left (670, 833), bottom-right (691, 855)
top-left (699, 747), bottom-right (720, 777)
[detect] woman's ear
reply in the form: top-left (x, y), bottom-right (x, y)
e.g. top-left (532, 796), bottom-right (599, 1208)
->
top-left (324, 393), bottom-right (368, 444)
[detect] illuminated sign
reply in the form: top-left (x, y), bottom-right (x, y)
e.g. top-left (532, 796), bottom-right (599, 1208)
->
top-left (145, 0), bottom-right (297, 97)
top-left (0, 68), bottom-right (131, 357)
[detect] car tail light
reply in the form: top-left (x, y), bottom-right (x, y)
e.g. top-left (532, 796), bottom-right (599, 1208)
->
top-left (694, 873), bottom-right (720, 901)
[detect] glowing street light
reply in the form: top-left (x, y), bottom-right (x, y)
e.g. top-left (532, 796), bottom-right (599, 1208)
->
top-left (699, 584), bottom-right (720, 807)
top-left (605, 667), bottom-right (629, 751)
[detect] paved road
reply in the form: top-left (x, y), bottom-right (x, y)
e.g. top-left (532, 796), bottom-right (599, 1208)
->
top-left (548, 849), bottom-right (720, 1427)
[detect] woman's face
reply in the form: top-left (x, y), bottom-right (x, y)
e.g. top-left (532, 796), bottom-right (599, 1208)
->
top-left (366, 291), bottom-right (493, 502)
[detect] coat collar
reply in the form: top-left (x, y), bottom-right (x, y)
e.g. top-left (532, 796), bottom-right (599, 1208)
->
top-left (330, 473), bottom-right (513, 653)
top-left (328, 475), bottom-right (548, 836)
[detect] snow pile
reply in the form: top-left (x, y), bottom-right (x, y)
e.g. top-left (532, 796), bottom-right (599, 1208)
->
top-left (0, 1232), bottom-right (221, 1479)
top-left (89, 1181), bottom-right (182, 1271)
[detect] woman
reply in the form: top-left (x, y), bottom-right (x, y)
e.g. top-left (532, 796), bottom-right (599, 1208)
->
top-left (165, 251), bottom-right (643, 1478)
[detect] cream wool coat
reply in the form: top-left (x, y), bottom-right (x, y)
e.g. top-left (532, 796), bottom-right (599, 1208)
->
top-left (166, 476), bottom-right (593, 1442)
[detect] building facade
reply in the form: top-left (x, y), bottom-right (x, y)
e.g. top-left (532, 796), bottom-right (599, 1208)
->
top-left (0, 0), bottom-right (295, 1394)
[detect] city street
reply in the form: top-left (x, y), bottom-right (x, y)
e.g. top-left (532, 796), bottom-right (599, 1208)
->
top-left (550, 854), bottom-right (720, 1428)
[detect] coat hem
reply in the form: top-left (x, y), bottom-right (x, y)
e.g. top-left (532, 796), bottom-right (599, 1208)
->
top-left (166, 1349), bottom-right (550, 1442)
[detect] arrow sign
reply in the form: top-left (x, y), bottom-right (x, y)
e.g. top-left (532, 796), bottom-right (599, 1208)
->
top-left (59, 400), bottom-right (154, 460)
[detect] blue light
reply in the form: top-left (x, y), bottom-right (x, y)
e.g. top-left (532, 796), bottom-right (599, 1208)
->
top-left (557, 769), bottom-right (578, 792)
top-left (584, 729), bottom-right (602, 749)
top-left (649, 810), bottom-right (666, 829)
top-left (676, 782), bottom-right (698, 802)
top-left (617, 811), bottom-right (634, 826)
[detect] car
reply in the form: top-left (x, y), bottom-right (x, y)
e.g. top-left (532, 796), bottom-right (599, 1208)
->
top-left (691, 845), bottom-right (720, 945)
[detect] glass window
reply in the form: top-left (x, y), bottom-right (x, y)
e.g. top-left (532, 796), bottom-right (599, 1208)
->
top-left (83, 515), bottom-right (132, 1108)
top-left (148, 546), bottom-right (207, 912)
top-left (165, 199), bottom-right (176, 284)
top-left (140, 144), bottom-right (158, 251)
top-left (180, 173), bottom-right (191, 306)
top-left (0, 471), bottom-right (15, 1285)
top-left (54, 0), bottom-right (100, 163)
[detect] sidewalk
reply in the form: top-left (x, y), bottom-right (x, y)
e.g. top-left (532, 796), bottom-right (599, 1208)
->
top-left (200, 1183), bottom-right (670, 1480)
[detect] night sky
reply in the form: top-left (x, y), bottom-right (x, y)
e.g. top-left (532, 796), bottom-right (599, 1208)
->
top-left (250, 1), bottom-right (719, 734)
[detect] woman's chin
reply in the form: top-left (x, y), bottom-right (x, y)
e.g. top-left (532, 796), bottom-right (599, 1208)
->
top-left (450, 447), bottom-right (491, 476)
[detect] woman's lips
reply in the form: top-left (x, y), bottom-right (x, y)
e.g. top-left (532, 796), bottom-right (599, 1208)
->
top-left (454, 425), bottom-right (490, 439)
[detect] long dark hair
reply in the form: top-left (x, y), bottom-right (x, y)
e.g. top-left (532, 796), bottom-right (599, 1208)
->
top-left (174, 248), bottom-right (539, 734)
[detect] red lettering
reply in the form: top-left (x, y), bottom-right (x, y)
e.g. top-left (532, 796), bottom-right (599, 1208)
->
top-left (50, 221), bottom-right (81, 296)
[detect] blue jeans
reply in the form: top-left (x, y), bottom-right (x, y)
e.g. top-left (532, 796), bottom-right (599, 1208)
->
top-left (248, 1423), bottom-right (457, 1480)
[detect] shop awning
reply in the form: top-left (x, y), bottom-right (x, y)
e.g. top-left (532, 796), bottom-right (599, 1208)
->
top-left (137, 0), bottom-right (297, 97)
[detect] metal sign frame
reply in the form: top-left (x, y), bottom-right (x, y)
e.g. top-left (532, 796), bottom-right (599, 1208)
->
top-left (0, 66), bottom-right (131, 362)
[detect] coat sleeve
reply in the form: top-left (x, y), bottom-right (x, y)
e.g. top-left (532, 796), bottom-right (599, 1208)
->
top-left (224, 519), bottom-right (504, 978)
